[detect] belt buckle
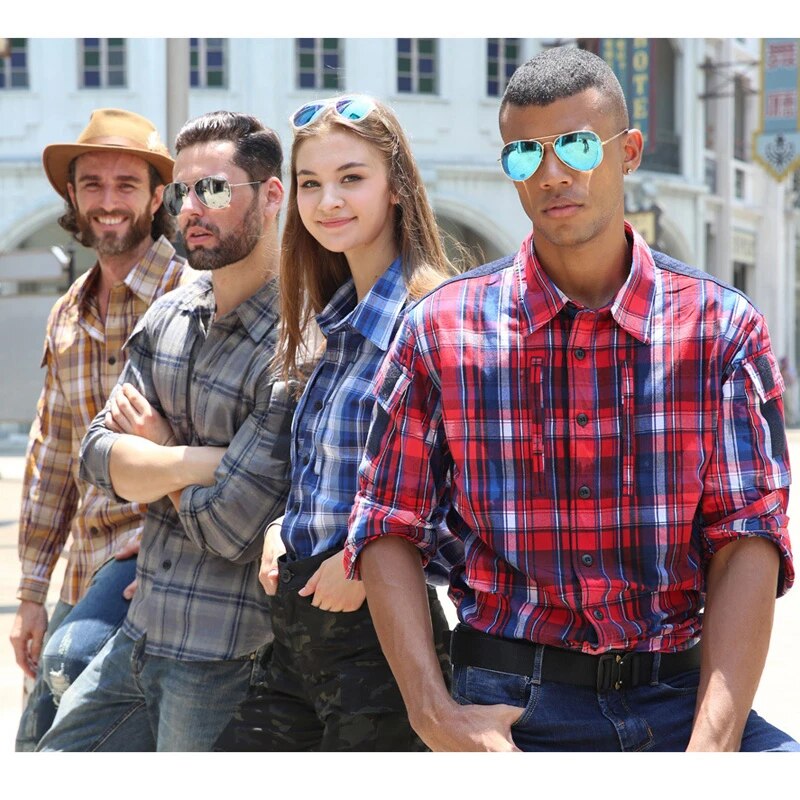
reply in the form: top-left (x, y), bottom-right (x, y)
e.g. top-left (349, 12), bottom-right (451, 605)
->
top-left (596, 653), bottom-right (626, 692)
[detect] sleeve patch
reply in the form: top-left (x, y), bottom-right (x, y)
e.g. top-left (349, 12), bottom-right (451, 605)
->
top-left (761, 398), bottom-right (786, 458)
top-left (378, 363), bottom-right (403, 404)
top-left (366, 405), bottom-right (390, 457)
top-left (743, 351), bottom-right (784, 404)
top-left (754, 354), bottom-right (775, 393)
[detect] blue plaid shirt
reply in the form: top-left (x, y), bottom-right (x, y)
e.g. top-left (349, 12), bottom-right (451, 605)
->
top-left (81, 273), bottom-right (295, 661)
top-left (282, 257), bottom-right (461, 582)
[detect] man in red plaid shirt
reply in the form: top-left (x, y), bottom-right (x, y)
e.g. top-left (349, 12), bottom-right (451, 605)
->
top-left (345, 46), bottom-right (797, 752)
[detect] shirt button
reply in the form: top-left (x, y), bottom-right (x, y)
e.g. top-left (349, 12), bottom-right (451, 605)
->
top-left (162, 560), bottom-right (171, 570)
top-left (292, 502), bottom-right (301, 513)
top-left (280, 570), bottom-right (292, 584)
top-left (575, 348), bottom-right (586, 360)
top-left (89, 526), bottom-right (99, 535)
top-left (313, 400), bottom-right (323, 411)
top-left (108, 356), bottom-right (117, 365)
top-left (302, 454), bottom-right (310, 465)
top-left (593, 609), bottom-right (604, 621)
top-left (581, 553), bottom-right (594, 566)
top-left (577, 413), bottom-right (589, 427)
top-left (578, 485), bottom-right (592, 499)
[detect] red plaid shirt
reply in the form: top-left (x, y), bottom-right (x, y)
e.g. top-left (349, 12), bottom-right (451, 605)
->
top-left (346, 225), bottom-right (793, 654)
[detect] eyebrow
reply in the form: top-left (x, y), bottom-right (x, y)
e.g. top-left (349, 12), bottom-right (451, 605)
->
top-left (296, 161), bottom-right (370, 176)
top-left (77, 173), bottom-right (145, 183)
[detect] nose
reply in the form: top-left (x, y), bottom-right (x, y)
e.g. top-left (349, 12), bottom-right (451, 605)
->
top-left (176, 185), bottom-right (203, 219)
top-left (537, 142), bottom-right (572, 189)
top-left (99, 183), bottom-right (121, 209)
top-left (318, 182), bottom-right (344, 212)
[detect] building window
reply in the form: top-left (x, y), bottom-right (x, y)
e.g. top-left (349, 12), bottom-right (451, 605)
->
top-left (0, 39), bottom-right (29, 89)
top-left (296, 38), bottom-right (342, 90)
top-left (80, 38), bottom-right (126, 88)
top-left (732, 261), bottom-right (749, 294)
top-left (397, 38), bottom-right (438, 94)
top-left (190, 39), bottom-right (227, 88)
top-left (487, 39), bottom-right (520, 97)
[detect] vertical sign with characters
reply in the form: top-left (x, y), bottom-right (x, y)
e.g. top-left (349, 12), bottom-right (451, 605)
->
top-left (753, 38), bottom-right (800, 181)
top-left (599, 38), bottom-right (652, 151)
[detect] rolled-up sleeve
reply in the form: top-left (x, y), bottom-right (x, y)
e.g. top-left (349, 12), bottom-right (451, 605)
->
top-left (700, 319), bottom-right (793, 595)
top-left (345, 316), bottom-right (450, 579)
top-left (178, 378), bottom-right (294, 564)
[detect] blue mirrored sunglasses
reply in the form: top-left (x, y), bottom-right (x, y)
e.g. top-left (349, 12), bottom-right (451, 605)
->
top-left (500, 128), bottom-right (629, 182)
top-left (291, 95), bottom-right (377, 129)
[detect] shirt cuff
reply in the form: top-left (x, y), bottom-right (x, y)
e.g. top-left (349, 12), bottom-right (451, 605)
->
top-left (17, 577), bottom-right (51, 605)
top-left (79, 429), bottom-right (123, 500)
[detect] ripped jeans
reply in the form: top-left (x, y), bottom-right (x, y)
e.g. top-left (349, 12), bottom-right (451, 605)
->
top-left (14, 556), bottom-right (136, 751)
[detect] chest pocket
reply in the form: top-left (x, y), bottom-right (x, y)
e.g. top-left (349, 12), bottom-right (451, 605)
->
top-left (444, 354), bottom-right (547, 522)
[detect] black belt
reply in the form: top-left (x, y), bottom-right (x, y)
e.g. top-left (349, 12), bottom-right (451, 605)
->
top-left (451, 624), bottom-right (701, 693)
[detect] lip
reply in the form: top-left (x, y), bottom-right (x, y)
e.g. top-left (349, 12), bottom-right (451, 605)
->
top-left (183, 225), bottom-right (216, 246)
top-left (92, 213), bottom-right (130, 228)
top-left (542, 199), bottom-right (583, 218)
top-left (318, 217), bottom-right (354, 229)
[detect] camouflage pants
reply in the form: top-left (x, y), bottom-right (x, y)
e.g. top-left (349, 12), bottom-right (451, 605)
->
top-left (215, 549), bottom-right (452, 751)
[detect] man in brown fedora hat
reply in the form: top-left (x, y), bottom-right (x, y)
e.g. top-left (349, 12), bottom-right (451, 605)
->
top-left (10, 108), bottom-right (192, 751)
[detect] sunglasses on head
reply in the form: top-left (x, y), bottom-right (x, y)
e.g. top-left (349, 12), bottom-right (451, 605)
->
top-left (162, 177), bottom-right (265, 216)
top-left (291, 94), bottom-right (377, 130)
top-left (500, 128), bottom-right (629, 182)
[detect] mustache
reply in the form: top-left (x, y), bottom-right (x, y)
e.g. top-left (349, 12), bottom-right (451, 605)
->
top-left (87, 208), bottom-right (135, 218)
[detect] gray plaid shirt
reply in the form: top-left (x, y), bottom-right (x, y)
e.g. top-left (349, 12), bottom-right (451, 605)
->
top-left (80, 272), bottom-right (294, 661)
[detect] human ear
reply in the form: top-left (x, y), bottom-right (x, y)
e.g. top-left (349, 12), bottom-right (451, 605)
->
top-left (622, 128), bottom-right (644, 175)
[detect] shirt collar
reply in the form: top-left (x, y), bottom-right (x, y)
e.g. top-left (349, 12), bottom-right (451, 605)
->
top-left (519, 222), bottom-right (655, 344)
top-left (317, 256), bottom-right (407, 351)
top-left (75, 235), bottom-right (180, 313)
top-left (178, 272), bottom-right (279, 343)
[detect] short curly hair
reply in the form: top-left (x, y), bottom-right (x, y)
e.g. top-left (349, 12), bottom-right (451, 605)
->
top-left (501, 45), bottom-right (629, 129)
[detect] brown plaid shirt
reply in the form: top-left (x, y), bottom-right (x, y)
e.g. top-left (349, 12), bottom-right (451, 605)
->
top-left (17, 236), bottom-right (192, 606)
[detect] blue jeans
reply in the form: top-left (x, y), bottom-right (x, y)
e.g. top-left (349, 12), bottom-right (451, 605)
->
top-left (452, 655), bottom-right (800, 752)
top-left (14, 556), bottom-right (136, 752)
top-left (36, 629), bottom-right (256, 751)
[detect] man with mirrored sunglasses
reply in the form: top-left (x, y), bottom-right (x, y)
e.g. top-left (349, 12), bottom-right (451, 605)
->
top-left (38, 111), bottom-right (295, 751)
top-left (345, 45), bottom-right (797, 752)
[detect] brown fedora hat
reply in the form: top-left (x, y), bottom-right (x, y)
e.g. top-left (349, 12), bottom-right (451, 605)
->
top-left (42, 108), bottom-right (174, 198)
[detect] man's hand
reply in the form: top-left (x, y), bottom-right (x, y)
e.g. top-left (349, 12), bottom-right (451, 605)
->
top-left (416, 699), bottom-right (523, 752)
top-left (297, 550), bottom-right (366, 612)
top-left (9, 601), bottom-right (48, 679)
top-left (259, 517), bottom-right (286, 596)
top-left (105, 383), bottom-right (176, 445)
top-left (114, 536), bottom-right (140, 601)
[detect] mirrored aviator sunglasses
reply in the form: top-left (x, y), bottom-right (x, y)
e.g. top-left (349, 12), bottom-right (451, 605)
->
top-left (500, 128), bottom-right (628, 182)
top-left (291, 94), bottom-right (377, 129)
top-left (162, 177), bottom-right (264, 216)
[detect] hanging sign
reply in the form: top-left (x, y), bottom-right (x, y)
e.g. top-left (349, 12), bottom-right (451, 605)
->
top-left (753, 39), bottom-right (800, 181)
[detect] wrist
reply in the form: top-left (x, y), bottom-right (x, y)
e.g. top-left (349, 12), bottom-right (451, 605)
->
top-left (408, 685), bottom-right (459, 738)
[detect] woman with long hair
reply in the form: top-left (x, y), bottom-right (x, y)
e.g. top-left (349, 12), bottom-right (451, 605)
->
top-left (215, 95), bottom-right (463, 751)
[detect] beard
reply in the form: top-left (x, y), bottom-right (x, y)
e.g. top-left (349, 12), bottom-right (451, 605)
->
top-left (75, 206), bottom-right (153, 257)
top-left (183, 197), bottom-right (262, 272)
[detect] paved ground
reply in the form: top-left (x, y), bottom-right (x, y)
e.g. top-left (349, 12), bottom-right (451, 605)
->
top-left (1, 432), bottom-right (800, 752)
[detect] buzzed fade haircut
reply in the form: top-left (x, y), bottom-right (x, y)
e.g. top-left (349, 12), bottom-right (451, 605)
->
top-left (501, 45), bottom-right (629, 128)
top-left (175, 111), bottom-right (283, 182)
